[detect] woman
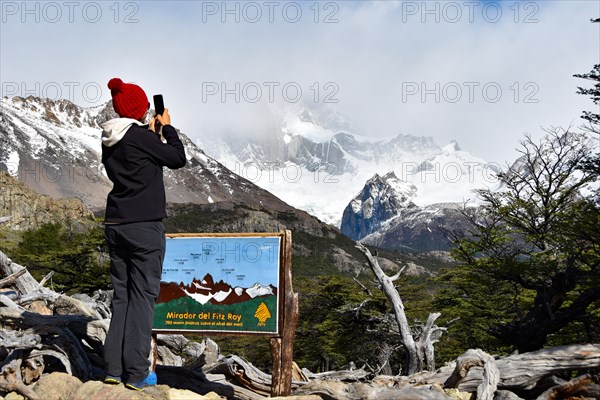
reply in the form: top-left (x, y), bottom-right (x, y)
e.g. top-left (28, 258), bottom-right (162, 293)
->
top-left (100, 78), bottom-right (186, 390)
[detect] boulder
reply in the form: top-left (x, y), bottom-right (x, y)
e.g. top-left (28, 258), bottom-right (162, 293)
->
top-left (32, 372), bottom-right (83, 400)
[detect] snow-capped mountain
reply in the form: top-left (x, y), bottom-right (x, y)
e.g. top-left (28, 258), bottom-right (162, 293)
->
top-left (199, 102), bottom-right (502, 227)
top-left (0, 95), bottom-right (502, 251)
top-left (340, 170), bottom-right (473, 251)
top-left (0, 96), bottom-right (292, 212)
top-left (246, 282), bottom-right (275, 298)
top-left (337, 167), bottom-right (467, 249)
top-left (340, 172), bottom-right (418, 240)
top-left (359, 202), bottom-right (472, 252)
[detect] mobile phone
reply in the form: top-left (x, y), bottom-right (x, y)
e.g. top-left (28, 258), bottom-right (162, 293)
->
top-left (153, 94), bottom-right (165, 116)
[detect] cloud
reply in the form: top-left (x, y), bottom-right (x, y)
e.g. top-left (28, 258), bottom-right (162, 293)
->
top-left (1, 0), bottom-right (597, 163)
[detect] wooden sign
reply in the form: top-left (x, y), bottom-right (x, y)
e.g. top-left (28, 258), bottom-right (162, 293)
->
top-left (153, 232), bottom-right (286, 335)
top-left (152, 230), bottom-right (296, 396)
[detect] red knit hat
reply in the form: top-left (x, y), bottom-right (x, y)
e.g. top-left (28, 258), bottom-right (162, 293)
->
top-left (107, 78), bottom-right (148, 120)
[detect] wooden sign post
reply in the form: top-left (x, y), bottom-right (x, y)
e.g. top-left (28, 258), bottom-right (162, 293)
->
top-left (270, 230), bottom-right (297, 396)
top-left (151, 230), bottom-right (296, 396)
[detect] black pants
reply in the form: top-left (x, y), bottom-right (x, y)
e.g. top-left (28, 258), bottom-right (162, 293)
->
top-left (103, 221), bottom-right (165, 382)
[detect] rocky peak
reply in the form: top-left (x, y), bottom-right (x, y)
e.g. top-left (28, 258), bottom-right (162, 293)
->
top-left (0, 172), bottom-right (95, 231)
top-left (8, 96), bottom-right (97, 129)
top-left (340, 171), bottom-right (417, 240)
top-left (442, 140), bottom-right (461, 153)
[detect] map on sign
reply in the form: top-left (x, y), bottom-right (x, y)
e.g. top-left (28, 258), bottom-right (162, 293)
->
top-left (153, 235), bottom-right (281, 334)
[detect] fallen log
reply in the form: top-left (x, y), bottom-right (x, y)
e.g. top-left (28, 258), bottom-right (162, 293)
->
top-left (1, 248), bottom-right (600, 400)
top-left (535, 374), bottom-right (595, 400)
top-left (0, 268), bottom-right (27, 288)
top-left (0, 350), bottom-right (41, 400)
top-left (444, 348), bottom-right (499, 400)
top-left (0, 307), bottom-right (108, 344)
top-left (456, 344), bottom-right (600, 393)
top-left (0, 308), bottom-right (105, 381)
top-left (0, 329), bottom-right (42, 351)
top-left (157, 345), bottom-right (183, 367)
top-left (27, 324), bottom-right (95, 380)
top-left (0, 293), bottom-right (26, 311)
top-left (33, 271), bottom-right (54, 292)
top-left (301, 367), bottom-right (370, 382)
top-left (16, 291), bottom-right (59, 307)
top-left (29, 348), bottom-right (73, 375)
top-left (370, 344), bottom-right (600, 399)
top-left (0, 252), bottom-right (43, 295)
top-left (205, 355), bottom-right (274, 396)
top-left (295, 379), bottom-right (452, 400)
top-left (493, 390), bottom-right (524, 400)
top-left (478, 352), bottom-right (499, 400)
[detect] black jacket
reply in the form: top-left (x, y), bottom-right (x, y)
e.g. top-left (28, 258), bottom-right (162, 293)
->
top-left (101, 119), bottom-right (186, 223)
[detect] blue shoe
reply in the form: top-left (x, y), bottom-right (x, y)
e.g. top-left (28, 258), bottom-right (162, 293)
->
top-left (104, 375), bottom-right (121, 384)
top-left (125, 371), bottom-right (157, 390)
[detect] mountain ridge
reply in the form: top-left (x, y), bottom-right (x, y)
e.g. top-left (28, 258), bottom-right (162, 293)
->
top-left (0, 96), bottom-right (293, 214)
top-left (198, 101), bottom-right (501, 226)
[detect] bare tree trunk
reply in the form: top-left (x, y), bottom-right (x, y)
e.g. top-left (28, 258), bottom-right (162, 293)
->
top-left (376, 343), bottom-right (394, 376)
top-left (356, 243), bottom-right (420, 375)
top-left (0, 252), bottom-right (41, 295)
top-left (417, 312), bottom-right (443, 372)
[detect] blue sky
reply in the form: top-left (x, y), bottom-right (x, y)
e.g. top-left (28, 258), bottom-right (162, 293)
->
top-left (1, 0), bottom-right (598, 163)
top-left (162, 236), bottom-right (280, 287)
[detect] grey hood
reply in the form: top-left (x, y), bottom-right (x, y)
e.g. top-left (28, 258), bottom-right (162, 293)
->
top-left (100, 118), bottom-right (145, 147)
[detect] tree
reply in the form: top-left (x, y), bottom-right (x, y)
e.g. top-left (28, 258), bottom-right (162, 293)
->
top-left (294, 274), bottom-right (393, 373)
top-left (573, 18), bottom-right (600, 128)
top-left (14, 221), bottom-right (110, 293)
top-left (573, 18), bottom-right (599, 177)
top-left (445, 129), bottom-right (599, 353)
top-left (574, 63), bottom-right (600, 128)
top-left (356, 243), bottom-right (446, 375)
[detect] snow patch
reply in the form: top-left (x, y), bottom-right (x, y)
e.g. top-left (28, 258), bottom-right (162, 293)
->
top-left (213, 289), bottom-right (232, 303)
top-left (184, 290), bottom-right (213, 305)
top-left (192, 282), bottom-right (210, 290)
top-left (4, 150), bottom-right (19, 176)
top-left (246, 283), bottom-right (273, 298)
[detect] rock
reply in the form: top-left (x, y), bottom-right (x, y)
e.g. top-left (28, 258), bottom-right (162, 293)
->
top-left (0, 172), bottom-right (95, 231)
top-left (202, 393), bottom-right (224, 400)
top-left (4, 393), bottom-right (25, 400)
top-left (341, 172), bottom-right (418, 241)
top-left (54, 295), bottom-right (97, 317)
top-left (157, 346), bottom-right (183, 367)
top-left (187, 338), bottom-right (220, 368)
top-left (21, 356), bottom-right (44, 384)
top-left (32, 372), bottom-right (83, 400)
top-left (444, 388), bottom-right (472, 400)
top-left (72, 381), bottom-right (170, 400)
top-left (28, 300), bottom-right (53, 315)
top-left (201, 338), bottom-right (219, 366)
top-left (168, 389), bottom-right (223, 399)
top-left (494, 390), bottom-right (524, 400)
top-left (331, 247), bottom-right (364, 275)
top-left (271, 396), bottom-right (324, 400)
